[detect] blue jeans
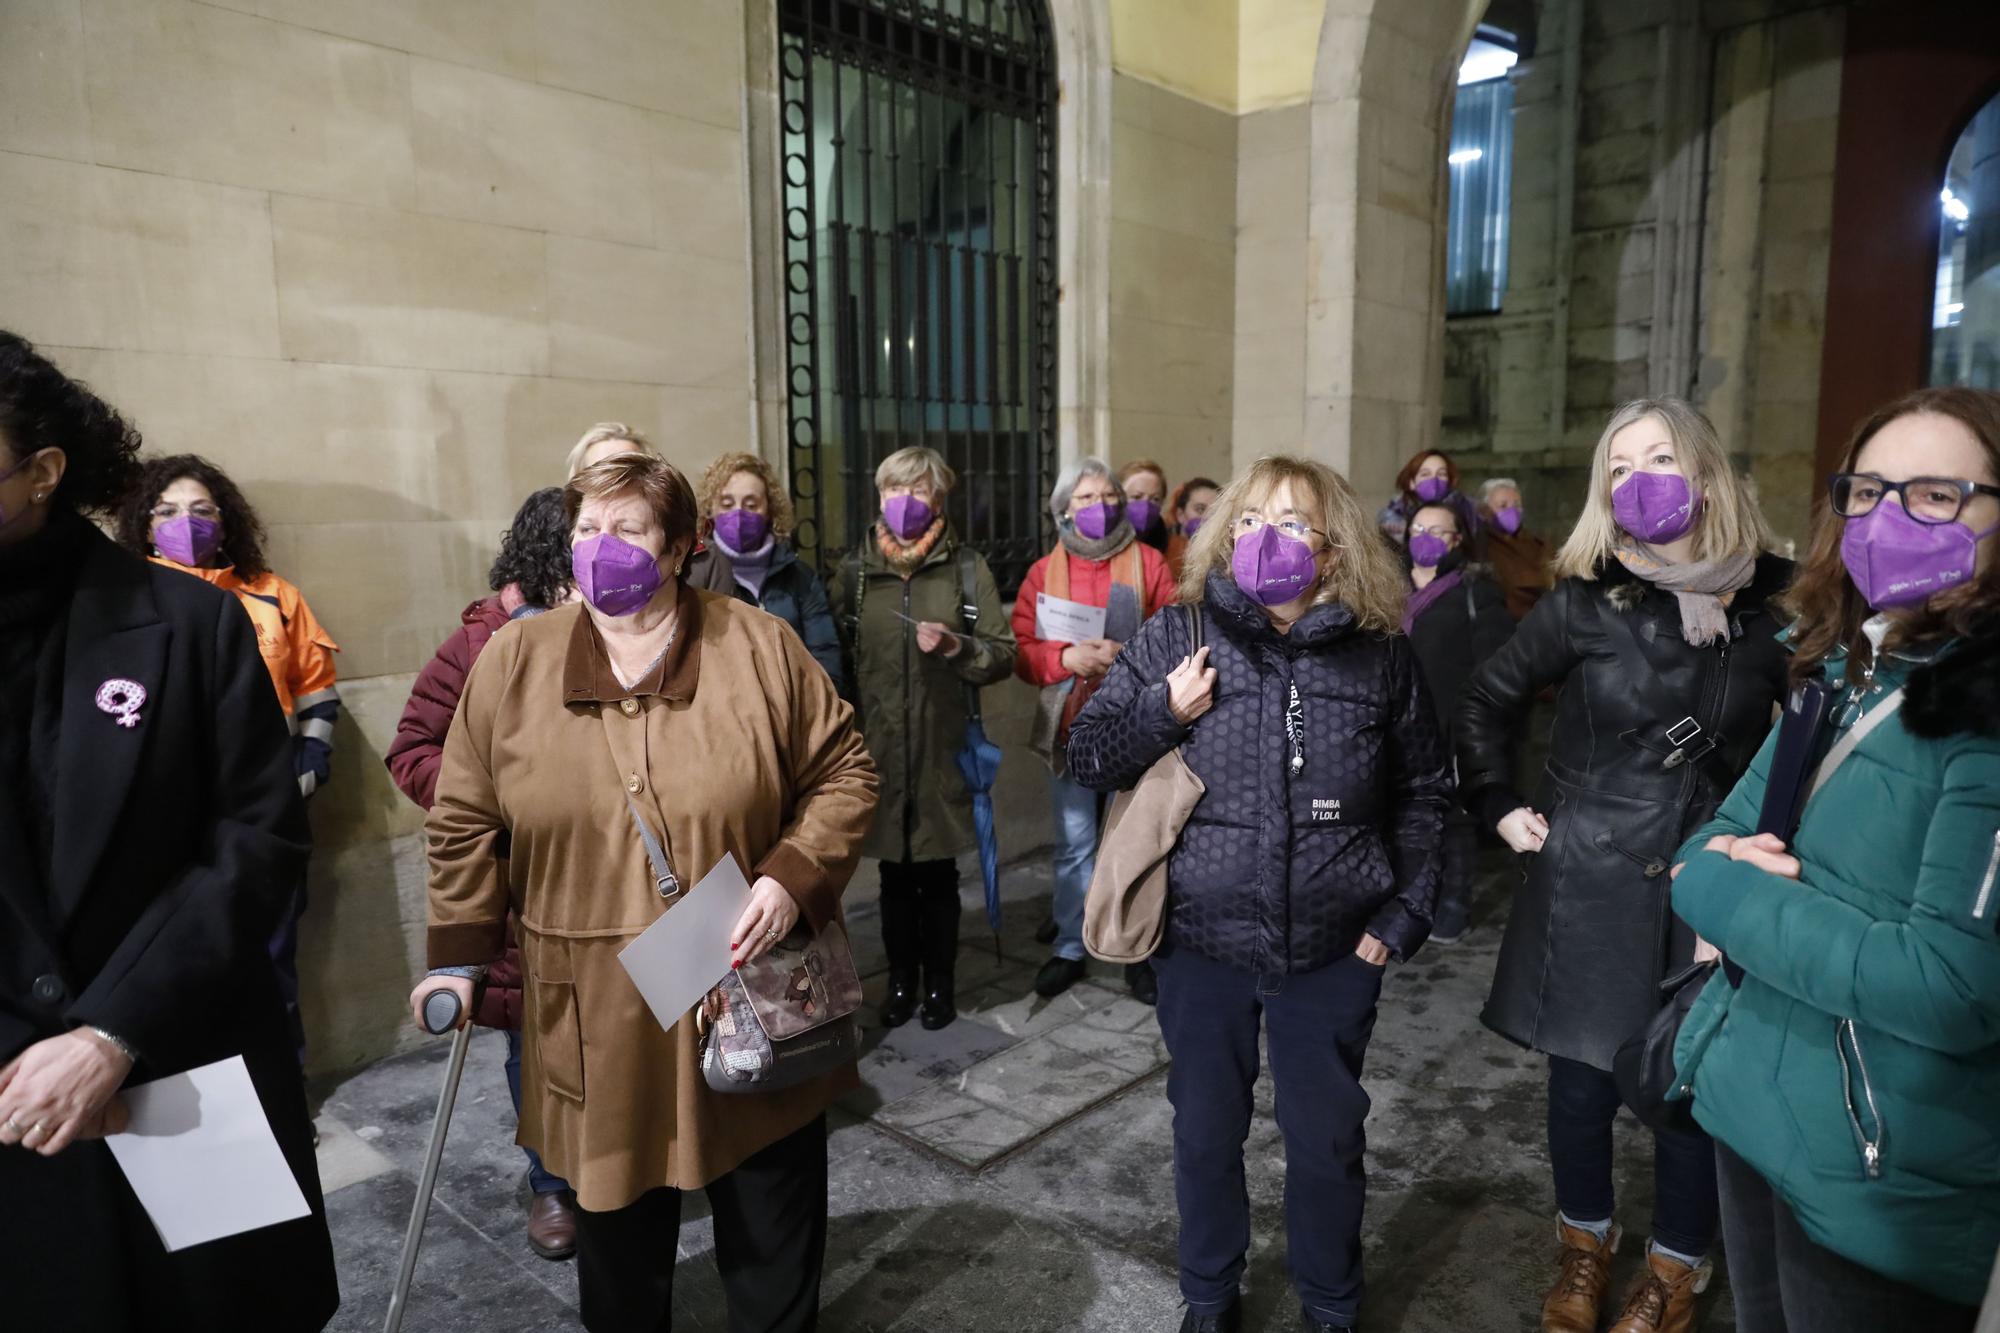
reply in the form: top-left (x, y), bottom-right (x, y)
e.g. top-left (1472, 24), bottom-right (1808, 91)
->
top-left (1153, 944), bottom-right (1383, 1328)
top-left (1547, 1054), bottom-right (1717, 1257)
top-left (503, 1029), bottom-right (571, 1196)
top-left (1049, 772), bottom-right (1104, 961)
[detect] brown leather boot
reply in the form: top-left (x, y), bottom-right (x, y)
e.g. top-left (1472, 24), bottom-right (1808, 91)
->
top-left (1542, 1217), bottom-right (1621, 1333)
top-left (526, 1190), bottom-right (577, 1261)
top-left (1607, 1246), bottom-right (1712, 1333)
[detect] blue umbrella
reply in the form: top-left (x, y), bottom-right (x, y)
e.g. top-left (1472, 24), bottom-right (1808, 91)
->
top-left (955, 716), bottom-right (1004, 955)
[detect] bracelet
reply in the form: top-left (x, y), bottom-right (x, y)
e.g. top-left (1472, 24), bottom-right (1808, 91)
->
top-left (86, 1026), bottom-right (137, 1063)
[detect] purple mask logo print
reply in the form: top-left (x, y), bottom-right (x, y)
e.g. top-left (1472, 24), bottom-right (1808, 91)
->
top-left (1126, 499), bottom-right (1161, 533)
top-left (1231, 522), bottom-right (1318, 606)
top-left (1611, 471), bottom-right (1699, 544)
top-left (883, 494), bottom-right (934, 542)
top-left (1840, 500), bottom-right (1998, 609)
top-left (713, 508), bottom-right (769, 553)
top-left (1413, 476), bottom-right (1451, 504)
top-left (1408, 531), bottom-right (1453, 569)
top-left (153, 514), bottom-right (222, 567)
top-left (573, 533), bottom-right (663, 617)
top-left (1073, 500), bottom-right (1122, 541)
top-left (1490, 505), bottom-right (1523, 536)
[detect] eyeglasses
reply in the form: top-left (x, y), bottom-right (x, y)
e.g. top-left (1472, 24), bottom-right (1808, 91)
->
top-left (1235, 513), bottom-right (1330, 545)
top-left (1829, 474), bottom-right (2000, 526)
top-left (1408, 523), bottom-right (1459, 539)
top-left (151, 501), bottom-right (223, 521)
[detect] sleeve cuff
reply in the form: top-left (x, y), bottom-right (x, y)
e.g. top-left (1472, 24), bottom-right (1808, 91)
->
top-left (427, 920), bottom-right (508, 969)
top-left (756, 842), bottom-right (841, 932)
top-left (1467, 782), bottom-right (1527, 834)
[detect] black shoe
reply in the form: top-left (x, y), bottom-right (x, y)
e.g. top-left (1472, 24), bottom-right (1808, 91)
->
top-left (1035, 955), bottom-right (1088, 998)
top-left (920, 978), bottom-right (957, 1030)
top-left (1178, 1303), bottom-right (1242, 1333)
top-left (1034, 914), bottom-right (1059, 945)
top-left (880, 968), bottom-right (920, 1029)
top-left (1300, 1311), bottom-right (1355, 1332)
top-left (1125, 961), bottom-right (1158, 1006)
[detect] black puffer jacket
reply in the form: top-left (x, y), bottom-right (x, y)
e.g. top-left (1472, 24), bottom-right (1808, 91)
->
top-left (1067, 573), bottom-right (1453, 972)
top-left (1404, 554), bottom-right (1513, 744)
top-left (1455, 552), bottom-right (1794, 1069)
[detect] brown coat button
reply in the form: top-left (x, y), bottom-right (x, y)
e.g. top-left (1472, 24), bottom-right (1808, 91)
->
top-left (627, 774), bottom-right (644, 794)
top-left (620, 698), bottom-right (641, 717)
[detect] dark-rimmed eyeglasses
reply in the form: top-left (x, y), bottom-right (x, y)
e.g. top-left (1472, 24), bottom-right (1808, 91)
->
top-left (1829, 473), bottom-right (2000, 526)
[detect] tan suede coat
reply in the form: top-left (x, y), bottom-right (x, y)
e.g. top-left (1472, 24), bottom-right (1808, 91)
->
top-left (425, 585), bottom-right (878, 1209)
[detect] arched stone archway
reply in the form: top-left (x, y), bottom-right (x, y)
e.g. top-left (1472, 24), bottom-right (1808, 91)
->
top-left (1304, 0), bottom-right (1490, 497)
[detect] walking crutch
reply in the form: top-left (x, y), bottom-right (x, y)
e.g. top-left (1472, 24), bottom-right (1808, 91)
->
top-left (384, 987), bottom-right (474, 1333)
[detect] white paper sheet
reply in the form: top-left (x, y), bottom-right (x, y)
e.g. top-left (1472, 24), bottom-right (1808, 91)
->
top-left (1035, 593), bottom-right (1109, 644)
top-left (618, 852), bottom-right (756, 1032)
top-left (103, 1055), bottom-right (311, 1252)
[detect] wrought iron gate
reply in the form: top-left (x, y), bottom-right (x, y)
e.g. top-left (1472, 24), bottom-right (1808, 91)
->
top-left (776, 0), bottom-right (1057, 593)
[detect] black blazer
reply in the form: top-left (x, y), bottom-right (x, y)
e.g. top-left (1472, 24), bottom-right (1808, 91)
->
top-left (0, 521), bottom-right (337, 1330)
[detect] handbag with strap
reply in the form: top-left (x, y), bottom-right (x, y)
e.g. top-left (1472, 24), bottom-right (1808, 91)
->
top-left (1614, 677), bottom-right (1907, 1131)
top-left (622, 797), bottom-right (863, 1092)
top-left (1082, 604), bottom-right (1207, 964)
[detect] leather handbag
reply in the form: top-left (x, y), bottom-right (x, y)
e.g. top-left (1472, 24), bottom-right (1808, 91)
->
top-left (1615, 677), bottom-right (1906, 1131)
top-left (1083, 605), bottom-right (1207, 965)
top-left (698, 919), bottom-right (864, 1093)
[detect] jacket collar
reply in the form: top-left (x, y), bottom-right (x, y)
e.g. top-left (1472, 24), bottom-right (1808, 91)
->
top-left (1595, 551), bottom-right (1792, 625)
top-left (562, 581), bottom-right (704, 704)
top-left (1204, 571), bottom-right (1358, 650)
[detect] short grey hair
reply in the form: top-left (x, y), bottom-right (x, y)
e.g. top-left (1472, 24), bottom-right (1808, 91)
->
top-left (1479, 476), bottom-right (1523, 503)
top-left (874, 445), bottom-right (956, 496)
top-left (1049, 455), bottom-right (1115, 521)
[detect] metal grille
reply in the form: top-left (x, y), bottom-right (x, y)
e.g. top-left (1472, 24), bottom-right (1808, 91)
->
top-left (777, 0), bottom-right (1057, 594)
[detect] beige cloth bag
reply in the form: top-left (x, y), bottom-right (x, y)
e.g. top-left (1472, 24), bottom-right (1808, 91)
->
top-left (1083, 605), bottom-right (1206, 964)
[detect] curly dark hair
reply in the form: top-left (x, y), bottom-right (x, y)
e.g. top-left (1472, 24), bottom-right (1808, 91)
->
top-left (0, 330), bottom-right (144, 514)
top-left (113, 454), bottom-right (271, 580)
top-left (488, 487), bottom-right (573, 610)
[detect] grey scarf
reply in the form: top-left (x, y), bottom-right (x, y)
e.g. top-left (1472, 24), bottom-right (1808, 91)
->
top-left (1612, 541), bottom-right (1756, 647)
top-left (1057, 516), bottom-right (1137, 564)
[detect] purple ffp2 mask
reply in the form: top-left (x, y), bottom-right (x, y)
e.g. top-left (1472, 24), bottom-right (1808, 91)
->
top-left (1611, 471), bottom-right (1699, 544)
top-left (1073, 501), bottom-right (1122, 541)
top-left (1413, 476), bottom-right (1451, 504)
top-left (713, 508), bottom-right (769, 552)
top-left (1840, 500), bottom-right (1997, 609)
top-left (573, 533), bottom-right (664, 617)
top-left (883, 495), bottom-right (934, 542)
top-left (1231, 523), bottom-right (1318, 606)
top-left (154, 514), bottom-right (222, 567)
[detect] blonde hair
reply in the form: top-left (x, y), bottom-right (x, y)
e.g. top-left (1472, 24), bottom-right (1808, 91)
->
top-left (874, 445), bottom-right (956, 496)
top-left (696, 451), bottom-right (794, 540)
top-left (564, 422), bottom-right (661, 480)
top-left (1552, 397), bottom-right (1772, 579)
top-left (1177, 455), bottom-right (1408, 634)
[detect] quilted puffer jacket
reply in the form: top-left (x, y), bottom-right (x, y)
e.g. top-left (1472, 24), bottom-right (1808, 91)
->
top-left (1066, 572), bottom-right (1453, 972)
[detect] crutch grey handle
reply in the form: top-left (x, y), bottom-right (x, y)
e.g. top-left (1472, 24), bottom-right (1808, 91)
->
top-left (421, 988), bottom-right (463, 1035)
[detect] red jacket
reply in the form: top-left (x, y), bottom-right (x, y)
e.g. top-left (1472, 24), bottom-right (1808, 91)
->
top-left (385, 595), bottom-right (524, 1030)
top-left (1012, 540), bottom-right (1179, 687)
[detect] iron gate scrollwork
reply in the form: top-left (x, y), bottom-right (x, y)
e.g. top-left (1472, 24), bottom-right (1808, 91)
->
top-left (777, 0), bottom-right (1057, 595)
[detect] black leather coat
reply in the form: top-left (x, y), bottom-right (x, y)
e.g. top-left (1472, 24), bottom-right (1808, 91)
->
top-left (1067, 573), bottom-right (1453, 973)
top-left (1455, 553), bottom-right (1793, 1069)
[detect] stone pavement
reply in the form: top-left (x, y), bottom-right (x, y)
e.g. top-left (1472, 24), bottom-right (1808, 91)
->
top-left (311, 855), bottom-right (1738, 1332)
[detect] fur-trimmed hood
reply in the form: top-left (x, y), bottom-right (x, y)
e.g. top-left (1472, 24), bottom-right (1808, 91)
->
top-left (1904, 614), bottom-right (2000, 740)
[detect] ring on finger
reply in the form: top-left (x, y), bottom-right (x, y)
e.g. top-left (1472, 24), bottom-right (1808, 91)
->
top-left (764, 926), bottom-right (782, 941)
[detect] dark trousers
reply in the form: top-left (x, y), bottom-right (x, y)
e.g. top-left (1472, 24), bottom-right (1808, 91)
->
top-left (502, 1028), bottom-right (571, 1196)
top-left (1546, 1055), bottom-right (1718, 1257)
top-left (1153, 944), bottom-right (1382, 1327)
top-left (1432, 804), bottom-right (1479, 937)
top-left (267, 875), bottom-right (308, 1068)
top-left (571, 1115), bottom-right (829, 1333)
top-left (1716, 1141), bottom-right (1977, 1333)
top-left (878, 857), bottom-right (961, 977)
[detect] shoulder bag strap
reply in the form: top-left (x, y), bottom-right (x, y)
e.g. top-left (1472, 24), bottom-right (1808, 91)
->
top-left (625, 793), bottom-right (682, 901)
top-left (1806, 686), bottom-right (1906, 804)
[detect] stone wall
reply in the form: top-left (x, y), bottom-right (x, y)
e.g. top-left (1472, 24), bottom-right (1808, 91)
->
top-left (2, 0), bottom-right (762, 1076)
top-left (1439, 0), bottom-right (1846, 552)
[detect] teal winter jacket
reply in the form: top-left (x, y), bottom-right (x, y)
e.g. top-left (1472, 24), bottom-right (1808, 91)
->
top-left (1669, 628), bottom-right (2000, 1305)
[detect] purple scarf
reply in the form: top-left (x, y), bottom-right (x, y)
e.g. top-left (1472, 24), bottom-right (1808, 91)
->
top-left (1402, 569), bottom-right (1464, 635)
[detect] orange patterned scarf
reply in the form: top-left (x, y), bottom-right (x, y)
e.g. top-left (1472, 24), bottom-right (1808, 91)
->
top-left (877, 516), bottom-right (947, 578)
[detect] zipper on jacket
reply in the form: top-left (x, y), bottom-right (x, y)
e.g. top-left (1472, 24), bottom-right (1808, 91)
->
top-left (901, 576), bottom-right (915, 846)
top-left (1976, 830), bottom-right (2000, 922)
top-left (1835, 1018), bottom-right (1885, 1180)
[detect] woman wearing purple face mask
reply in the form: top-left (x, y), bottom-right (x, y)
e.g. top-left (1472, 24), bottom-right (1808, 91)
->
top-left (1401, 505), bottom-right (1513, 947)
top-left (417, 452), bottom-right (879, 1329)
top-left (1476, 477), bottom-right (1554, 621)
top-left (830, 446), bottom-right (1018, 1032)
top-left (1378, 449), bottom-right (1481, 557)
top-left (1665, 387), bottom-right (2000, 1333)
top-left (1015, 455), bottom-right (1179, 1004)
top-left (683, 452), bottom-right (843, 694)
top-left (1456, 397), bottom-right (1792, 1333)
top-left (1120, 458), bottom-right (1171, 554)
top-left (1067, 456), bottom-right (1451, 1333)
top-left (115, 453), bottom-right (342, 1075)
